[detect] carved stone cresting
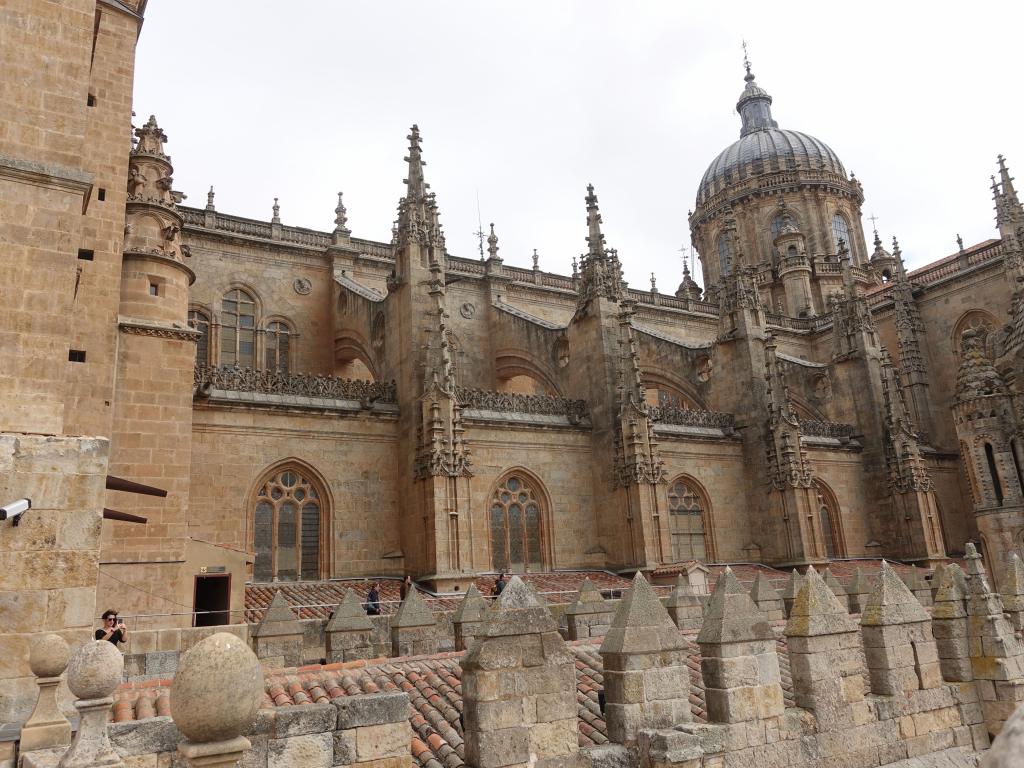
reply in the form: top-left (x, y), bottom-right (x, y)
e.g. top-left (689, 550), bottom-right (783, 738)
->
top-left (194, 364), bottom-right (397, 405)
top-left (455, 386), bottom-right (589, 424)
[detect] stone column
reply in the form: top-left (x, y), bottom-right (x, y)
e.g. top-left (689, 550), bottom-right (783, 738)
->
top-left (846, 569), bottom-right (873, 615)
top-left (326, 590), bottom-right (375, 662)
top-left (1000, 554), bottom-right (1024, 634)
top-left (251, 592), bottom-right (303, 667)
top-left (57, 641), bottom-right (124, 768)
top-left (171, 632), bottom-right (264, 768)
top-left (784, 567), bottom-right (871, 731)
top-left (563, 578), bottom-right (614, 640)
top-left (664, 573), bottom-right (704, 630)
top-left (748, 571), bottom-right (784, 621)
top-left (453, 584), bottom-right (488, 651)
top-left (698, 568), bottom-right (785, 724)
top-left (600, 572), bottom-right (693, 743)
top-left (19, 634), bottom-right (72, 753)
top-left (781, 569), bottom-right (804, 618)
top-left (463, 576), bottom-right (578, 768)
top-left (860, 561), bottom-right (942, 695)
top-left (390, 586), bottom-right (437, 657)
top-left (931, 563), bottom-right (972, 683)
top-left (964, 543), bottom-right (1024, 734)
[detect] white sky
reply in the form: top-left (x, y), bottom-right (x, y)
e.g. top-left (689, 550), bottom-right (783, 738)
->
top-left (135, 1), bottom-right (1023, 289)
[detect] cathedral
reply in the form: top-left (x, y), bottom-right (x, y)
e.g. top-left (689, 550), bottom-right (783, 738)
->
top-left (3, 0), bottom-right (1023, 641)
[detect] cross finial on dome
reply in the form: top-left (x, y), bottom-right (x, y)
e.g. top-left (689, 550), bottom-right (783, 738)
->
top-left (742, 39), bottom-right (753, 80)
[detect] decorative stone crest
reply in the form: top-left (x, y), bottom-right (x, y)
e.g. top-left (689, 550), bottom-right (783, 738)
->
top-left (459, 301), bottom-right (475, 319)
top-left (293, 277), bottom-right (312, 295)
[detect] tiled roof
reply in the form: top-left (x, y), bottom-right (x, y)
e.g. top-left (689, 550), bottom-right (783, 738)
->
top-left (244, 571), bottom-right (637, 622)
top-left (112, 634), bottom-right (795, 768)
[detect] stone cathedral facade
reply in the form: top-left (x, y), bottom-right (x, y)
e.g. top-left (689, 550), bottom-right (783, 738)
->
top-left (3, 1), bottom-right (1024, 632)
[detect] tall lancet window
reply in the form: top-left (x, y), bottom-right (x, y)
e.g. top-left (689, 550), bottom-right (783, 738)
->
top-left (253, 468), bottom-right (323, 582)
top-left (489, 474), bottom-right (545, 573)
top-left (831, 214), bottom-right (852, 254)
top-left (717, 233), bottom-right (732, 277)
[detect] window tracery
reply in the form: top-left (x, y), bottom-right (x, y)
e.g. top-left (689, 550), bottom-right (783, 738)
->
top-left (667, 477), bottom-right (709, 562)
top-left (221, 288), bottom-right (256, 368)
top-left (188, 309), bottom-right (210, 365)
top-left (265, 321), bottom-right (291, 373)
top-left (253, 468), bottom-right (323, 582)
top-left (489, 474), bottom-right (545, 572)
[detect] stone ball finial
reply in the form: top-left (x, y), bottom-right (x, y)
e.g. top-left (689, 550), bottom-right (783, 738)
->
top-left (170, 632), bottom-right (263, 743)
top-left (66, 640), bottom-right (123, 700)
top-left (29, 633), bottom-right (70, 678)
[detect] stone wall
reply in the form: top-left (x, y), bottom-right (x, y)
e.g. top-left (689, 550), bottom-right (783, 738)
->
top-left (0, 435), bottom-right (109, 722)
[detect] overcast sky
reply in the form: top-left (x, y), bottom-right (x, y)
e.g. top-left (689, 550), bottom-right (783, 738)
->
top-left (135, 2), bottom-right (1023, 289)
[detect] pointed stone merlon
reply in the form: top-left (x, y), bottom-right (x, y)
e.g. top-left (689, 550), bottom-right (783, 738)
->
top-left (902, 564), bottom-right (934, 607)
top-left (20, 634), bottom-right (72, 754)
top-left (964, 543), bottom-right (1024, 734)
top-left (390, 585), bottom-right (438, 657)
top-left (860, 561), bottom-right (942, 695)
top-left (463, 577), bottom-right (579, 768)
top-left (665, 573), bottom-right (705, 630)
top-left (1000, 554), bottom-right (1024, 634)
top-left (251, 591), bottom-right (303, 667)
top-left (599, 572), bottom-right (693, 743)
top-left (326, 589), bottom-right (375, 662)
top-left (931, 563), bottom-right (973, 683)
top-left (697, 568), bottom-right (784, 725)
top-left (784, 567), bottom-right (871, 731)
top-left (564, 577), bottom-right (614, 640)
top-left (845, 569), bottom-right (874, 615)
top-left (748, 571), bottom-right (784, 622)
top-left (453, 584), bottom-right (489, 651)
top-left (781, 569), bottom-right (805, 619)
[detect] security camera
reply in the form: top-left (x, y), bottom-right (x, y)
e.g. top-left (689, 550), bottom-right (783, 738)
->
top-left (0, 498), bottom-right (31, 525)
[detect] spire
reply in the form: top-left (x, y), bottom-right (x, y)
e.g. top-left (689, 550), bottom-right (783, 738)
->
top-left (206, 186), bottom-right (215, 211)
top-left (404, 124), bottom-right (427, 200)
top-left (999, 154), bottom-right (1020, 206)
top-left (132, 115), bottom-right (168, 157)
top-left (333, 191), bottom-right (350, 237)
top-left (486, 222), bottom-right (499, 260)
top-left (585, 184), bottom-right (606, 257)
top-left (735, 52), bottom-right (778, 138)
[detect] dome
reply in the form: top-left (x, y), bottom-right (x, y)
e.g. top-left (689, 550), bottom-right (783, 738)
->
top-left (695, 65), bottom-right (847, 208)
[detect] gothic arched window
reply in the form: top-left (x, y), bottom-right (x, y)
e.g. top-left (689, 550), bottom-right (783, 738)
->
top-left (831, 214), bottom-right (852, 254)
top-left (188, 309), bottom-right (210, 366)
top-left (221, 288), bottom-right (256, 368)
top-left (813, 480), bottom-right (845, 558)
top-left (667, 477), bottom-right (708, 562)
top-left (717, 233), bottom-right (732, 277)
top-left (265, 321), bottom-right (291, 373)
top-left (253, 468), bottom-right (323, 582)
top-left (489, 474), bottom-right (545, 573)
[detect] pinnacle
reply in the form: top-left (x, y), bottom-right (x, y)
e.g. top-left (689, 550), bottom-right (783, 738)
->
top-left (575, 577), bottom-right (605, 604)
top-left (1002, 553), bottom-right (1024, 599)
top-left (822, 567), bottom-right (847, 597)
top-left (933, 562), bottom-right (968, 603)
top-left (861, 561), bottom-right (929, 626)
top-left (326, 589), bottom-right (373, 632)
top-left (477, 576), bottom-right (559, 638)
top-left (784, 567), bottom-right (859, 637)
top-left (782, 568), bottom-right (805, 599)
top-left (749, 570), bottom-right (781, 603)
top-left (847, 568), bottom-right (873, 595)
top-left (453, 584), bottom-right (488, 623)
top-left (698, 567), bottom-right (773, 644)
top-left (252, 591), bottom-right (300, 637)
top-left (609, 572), bottom-right (673, 630)
top-left (391, 583), bottom-right (435, 628)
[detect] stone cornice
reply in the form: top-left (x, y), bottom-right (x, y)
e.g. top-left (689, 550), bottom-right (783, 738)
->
top-left (0, 154), bottom-right (93, 212)
top-left (122, 249), bottom-right (196, 285)
top-left (118, 316), bottom-right (199, 342)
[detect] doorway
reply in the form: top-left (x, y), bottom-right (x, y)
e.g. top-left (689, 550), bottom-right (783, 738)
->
top-left (193, 574), bottom-right (231, 627)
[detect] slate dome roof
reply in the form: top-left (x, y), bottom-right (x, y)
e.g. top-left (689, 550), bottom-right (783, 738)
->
top-left (696, 65), bottom-right (847, 208)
